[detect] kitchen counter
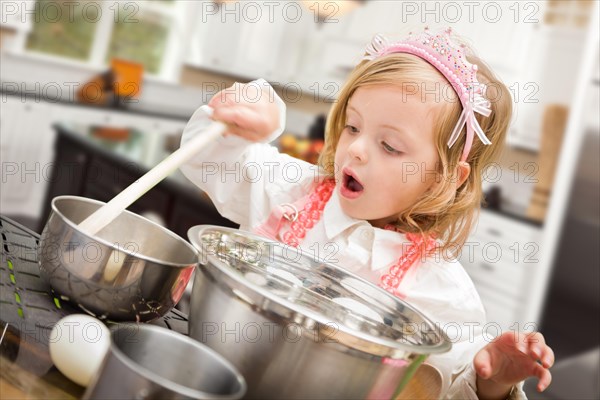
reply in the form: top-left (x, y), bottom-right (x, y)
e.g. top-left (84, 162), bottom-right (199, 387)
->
top-left (0, 89), bottom-right (193, 122)
top-left (53, 122), bottom-right (195, 190)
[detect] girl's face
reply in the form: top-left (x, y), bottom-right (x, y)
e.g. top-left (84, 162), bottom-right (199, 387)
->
top-left (334, 85), bottom-right (441, 228)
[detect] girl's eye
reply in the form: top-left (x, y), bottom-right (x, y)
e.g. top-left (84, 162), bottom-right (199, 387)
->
top-left (382, 141), bottom-right (401, 155)
top-left (344, 125), bottom-right (359, 134)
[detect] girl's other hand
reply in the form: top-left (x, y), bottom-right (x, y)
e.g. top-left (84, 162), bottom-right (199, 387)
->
top-left (208, 81), bottom-right (280, 142)
top-left (474, 331), bottom-right (554, 399)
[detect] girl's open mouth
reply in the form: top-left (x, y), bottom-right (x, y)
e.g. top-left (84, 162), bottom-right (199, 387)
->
top-left (340, 169), bottom-right (364, 199)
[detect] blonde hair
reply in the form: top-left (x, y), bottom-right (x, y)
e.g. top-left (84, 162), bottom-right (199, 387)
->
top-left (319, 49), bottom-right (513, 256)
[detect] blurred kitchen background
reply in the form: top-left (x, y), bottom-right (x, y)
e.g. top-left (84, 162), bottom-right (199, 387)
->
top-left (1, 1), bottom-right (598, 397)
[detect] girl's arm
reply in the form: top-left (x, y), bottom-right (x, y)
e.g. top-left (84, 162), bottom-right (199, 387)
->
top-left (179, 79), bottom-right (318, 229)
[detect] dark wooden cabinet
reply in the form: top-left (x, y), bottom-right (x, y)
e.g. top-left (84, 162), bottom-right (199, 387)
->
top-left (82, 157), bottom-right (172, 219)
top-left (41, 126), bottom-right (237, 238)
top-left (46, 135), bottom-right (89, 198)
top-left (169, 195), bottom-right (234, 240)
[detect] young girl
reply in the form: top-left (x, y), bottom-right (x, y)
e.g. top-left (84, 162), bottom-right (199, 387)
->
top-left (180, 28), bottom-right (554, 399)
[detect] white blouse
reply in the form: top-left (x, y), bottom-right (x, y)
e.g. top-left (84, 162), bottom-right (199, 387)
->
top-left (180, 80), bottom-right (526, 400)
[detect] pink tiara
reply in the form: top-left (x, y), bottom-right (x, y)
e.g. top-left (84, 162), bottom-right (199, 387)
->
top-left (363, 27), bottom-right (492, 162)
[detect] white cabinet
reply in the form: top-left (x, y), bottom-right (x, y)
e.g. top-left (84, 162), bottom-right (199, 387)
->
top-left (508, 26), bottom-right (587, 151)
top-left (339, 1), bottom-right (404, 43)
top-left (0, 96), bottom-right (57, 217)
top-left (292, 2), bottom-right (403, 98)
top-left (459, 210), bottom-right (542, 332)
top-left (235, 12), bottom-right (290, 82)
top-left (188, 4), bottom-right (245, 76)
top-left (186, 2), bottom-right (307, 83)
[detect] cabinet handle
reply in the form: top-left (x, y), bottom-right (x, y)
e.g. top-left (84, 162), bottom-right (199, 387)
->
top-left (487, 228), bottom-right (502, 237)
top-left (480, 262), bottom-right (495, 272)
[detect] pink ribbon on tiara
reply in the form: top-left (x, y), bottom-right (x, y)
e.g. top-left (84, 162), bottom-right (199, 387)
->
top-left (448, 96), bottom-right (492, 161)
top-left (363, 30), bottom-right (493, 162)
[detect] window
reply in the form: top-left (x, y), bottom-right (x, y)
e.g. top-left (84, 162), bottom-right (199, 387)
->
top-left (25, 1), bottom-right (97, 60)
top-left (106, 2), bottom-right (171, 74)
top-left (20, 0), bottom-right (187, 80)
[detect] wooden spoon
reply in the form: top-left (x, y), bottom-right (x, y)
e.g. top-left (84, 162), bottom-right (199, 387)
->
top-left (78, 121), bottom-right (226, 236)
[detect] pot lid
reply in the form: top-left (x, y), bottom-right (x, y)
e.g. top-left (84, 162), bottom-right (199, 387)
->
top-left (188, 226), bottom-right (451, 358)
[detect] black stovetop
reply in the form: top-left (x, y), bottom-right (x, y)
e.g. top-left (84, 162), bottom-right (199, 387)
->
top-left (0, 215), bottom-right (189, 396)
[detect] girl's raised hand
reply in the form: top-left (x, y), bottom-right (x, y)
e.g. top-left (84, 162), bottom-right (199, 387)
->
top-left (474, 331), bottom-right (554, 398)
top-left (208, 81), bottom-right (280, 142)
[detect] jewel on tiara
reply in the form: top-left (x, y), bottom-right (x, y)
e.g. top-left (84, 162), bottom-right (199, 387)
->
top-left (362, 28), bottom-right (492, 162)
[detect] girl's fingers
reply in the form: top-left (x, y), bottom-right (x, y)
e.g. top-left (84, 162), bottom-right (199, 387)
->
top-left (507, 332), bottom-right (527, 354)
top-left (212, 107), bottom-right (265, 141)
top-left (209, 89), bottom-right (237, 108)
top-left (215, 106), bottom-right (275, 139)
top-left (473, 348), bottom-right (494, 379)
top-left (210, 82), bottom-right (264, 109)
top-left (205, 81), bottom-right (278, 141)
top-left (533, 363), bottom-right (552, 392)
top-left (226, 124), bottom-right (262, 141)
top-left (525, 331), bottom-right (546, 346)
top-left (212, 106), bottom-right (251, 128)
top-left (540, 345), bottom-right (555, 368)
top-left (524, 332), bottom-right (547, 361)
top-left (209, 82), bottom-right (244, 107)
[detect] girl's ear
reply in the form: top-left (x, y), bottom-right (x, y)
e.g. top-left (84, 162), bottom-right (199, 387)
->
top-left (457, 161), bottom-right (471, 188)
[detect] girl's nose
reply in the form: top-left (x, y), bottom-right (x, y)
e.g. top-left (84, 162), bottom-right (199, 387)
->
top-left (347, 136), bottom-right (369, 163)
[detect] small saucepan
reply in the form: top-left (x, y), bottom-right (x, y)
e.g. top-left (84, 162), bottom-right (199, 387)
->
top-left (38, 196), bottom-right (197, 322)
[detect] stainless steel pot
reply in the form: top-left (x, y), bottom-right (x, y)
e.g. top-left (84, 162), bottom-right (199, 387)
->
top-left (187, 226), bottom-right (451, 399)
top-left (83, 324), bottom-right (246, 399)
top-left (38, 196), bottom-right (197, 322)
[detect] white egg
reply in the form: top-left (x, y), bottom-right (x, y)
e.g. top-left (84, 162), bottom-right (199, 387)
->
top-left (49, 314), bottom-right (111, 387)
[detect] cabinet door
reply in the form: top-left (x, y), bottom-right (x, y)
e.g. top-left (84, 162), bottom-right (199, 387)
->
top-left (509, 27), bottom-right (586, 151)
top-left (294, 2), bottom-right (406, 97)
top-left (234, 2), bottom-right (305, 82)
top-left (187, 2), bottom-right (305, 82)
top-left (0, 97), bottom-right (57, 218)
top-left (83, 156), bottom-right (172, 221)
top-left (459, 210), bottom-right (542, 330)
top-left (39, 131), bottom-right (90, 228)
top-left (187, 3), bottom-right (244, 75)
top-left (342, 1), bottom-right (403, 43)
